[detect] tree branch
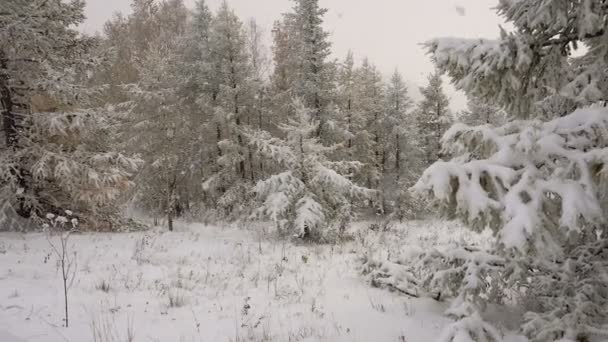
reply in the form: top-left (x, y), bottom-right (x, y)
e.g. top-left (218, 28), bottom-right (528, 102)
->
top-left (540, 29), bottom-right (605, 47)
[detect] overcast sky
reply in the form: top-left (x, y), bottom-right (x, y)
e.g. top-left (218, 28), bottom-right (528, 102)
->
top-left (83, 0), bottom-right (505, 110)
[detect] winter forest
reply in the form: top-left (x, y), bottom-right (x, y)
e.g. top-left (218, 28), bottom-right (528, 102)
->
top-left (1, 0), bottom-right (608, 341)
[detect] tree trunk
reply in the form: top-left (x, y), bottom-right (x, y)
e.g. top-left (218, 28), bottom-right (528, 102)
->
top-left (347, 98), bottom-right (353, 151)
top-left (0, 51), bottom-right (30, 217)
top-left (0, 51), bottom-right (18, 148)
top-left (395, 133), bottom-right (401, 180)
top-left (167, 177), bottom-right (176, 232)
top-left (248, 146), bottom-right (255, 181)
top-left (167, 209), bottom-right (174, 232)
top-left (216, 123), bottom-right (223, 158)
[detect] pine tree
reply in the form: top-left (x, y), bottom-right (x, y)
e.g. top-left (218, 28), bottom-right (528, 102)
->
top-left (0, 0), bottom-right (139, 227)
top-left (415, 72), bottom-right (451, 165)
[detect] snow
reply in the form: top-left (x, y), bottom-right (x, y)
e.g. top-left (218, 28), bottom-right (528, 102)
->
top-left (413, 105), bottom-right (608, 253)
top-left (0, 221), bottom-right (461, 342)
top-left (0, 331), bottom-right (27, 342)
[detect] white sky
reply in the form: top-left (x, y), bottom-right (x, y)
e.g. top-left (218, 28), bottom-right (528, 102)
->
top-left (83, 0), bottom-right (505, 111)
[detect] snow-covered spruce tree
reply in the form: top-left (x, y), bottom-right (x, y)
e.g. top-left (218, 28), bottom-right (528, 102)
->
top-left (201, 2), bottom-right (258, 218)
top-left (335, 51), bottom-right (358, 155)
top-left (243, 19), bottom-right (271, 183)
top-left (458, 96), bottom-right (505, 127)
top-left (383, 69), bottom-right (420, 219)
top-left (425, 0), bottom-right (608, 119)
top-left (415, 72), bottom-right (451, 166)
top-left (270, 0), bottom-right (336, 140)
top-left (410, 1), bottom-right (608, 339)
top-left (248, 100), bottom-right (370, 241)
top-left (410, 106), bottom-right (608, 341)
top-left (0, 0), bottom-right (139, 228)
top-left (348, 58), bottom-right (386, 213)
top-left (173, 0), bottom-right (214, 217)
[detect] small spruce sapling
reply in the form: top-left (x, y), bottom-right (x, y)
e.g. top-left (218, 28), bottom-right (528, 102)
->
top-left (249, 100), bottom-right (371, 241)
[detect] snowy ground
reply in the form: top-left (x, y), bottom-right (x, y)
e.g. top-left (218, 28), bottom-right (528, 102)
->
top-left (0, 220), bottom-right (523, 342)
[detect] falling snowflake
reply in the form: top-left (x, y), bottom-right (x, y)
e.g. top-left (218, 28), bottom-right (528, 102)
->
top-left (454, 5), bottom-right (466, 16)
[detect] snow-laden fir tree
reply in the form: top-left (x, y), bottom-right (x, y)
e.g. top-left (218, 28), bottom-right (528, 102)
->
top-left (383, 70), bottom-right (420, 219)
top-left (249, 100), bottom-right (370, 241)
top-left (385, 70), bottom-right (414, 177)
top-left (411, 105), bottom-right (608, 341)
top-left (177, 0), bottom-right (222, 218)
top-left (335, 51), bottom-right (358, 154)
top-left (352, 59), bottom-right (386, 211)
top-left (201, 2), bottom-right (257, 218)
top-left (245, 19), bottom-right (270, 131)
top-left (415, 72), bottom-right (451, 165)
top-left (425, 0), bottom-right (608, 119)
top-left (180, 0), bottom-right (213, 100)
top-left (401, 0), bottom-right (608, 336)
top-left (271, 0), bottom-right (336, 140)
top-left (243, 19), bottom-right (271, 182)
top-left (458, 96), bottom-right (505, 127)
top-left (0, 0), bottom-right (140, 228)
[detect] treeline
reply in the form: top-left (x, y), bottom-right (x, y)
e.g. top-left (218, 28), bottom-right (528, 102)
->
top-left (1, 0), bottom-right (476, 236)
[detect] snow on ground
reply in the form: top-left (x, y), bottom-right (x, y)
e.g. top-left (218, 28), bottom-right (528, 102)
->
top-left (0, 220), bottom-right (524, 342)
top-left (0, 220), bottom-right (450, 342)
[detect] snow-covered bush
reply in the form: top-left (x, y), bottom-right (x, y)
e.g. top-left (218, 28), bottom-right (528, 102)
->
top-left (249, 100), bottom-right (371, 241)
top-left (411, 105), bottom-right (608, 340)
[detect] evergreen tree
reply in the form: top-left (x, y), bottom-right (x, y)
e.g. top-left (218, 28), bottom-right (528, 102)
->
top-left (0, 0), bottom-right (139, 227)
top-left (244, 19), bottom-right (271, 181)
top-left (385, 69), bottom-right (414, 180)
top-left (410, 0), bottom-right (608, 338)
top-left (202, 2), bottom-right (256, 218)
top-left (415, 72), bottom-right (451, 165)
top-left (353, 59), bottom-right (386, 212)
top-left (249, 100), bottom-right (369, 241)
top-left (335, 51), bottom-right (357, 154)
top-left (383, 69), bottom-right (419, 218)
top-left (425, 0), bottom-right (608, 118)
top-left (458, 96), bottom-right (505, 127)
top-left (271, 0), bottom-right (336, 139)
top-left (270, 17), bottom-right (298, 122)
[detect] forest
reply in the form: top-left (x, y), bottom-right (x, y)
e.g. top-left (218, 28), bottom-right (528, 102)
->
top-left (1, 0), bottom-right (608, 341)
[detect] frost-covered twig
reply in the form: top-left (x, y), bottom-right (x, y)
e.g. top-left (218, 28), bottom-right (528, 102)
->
top-left (44, 211), bottom-right (79, 328)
